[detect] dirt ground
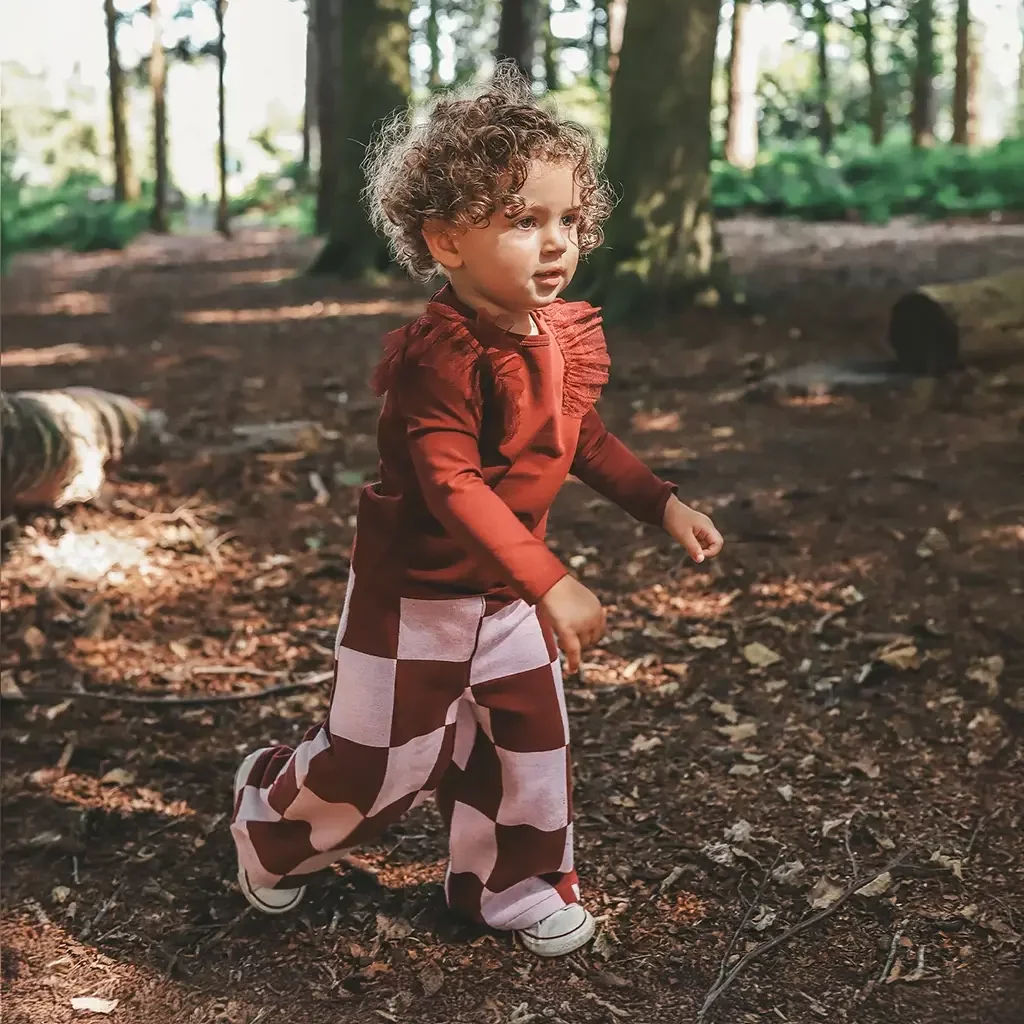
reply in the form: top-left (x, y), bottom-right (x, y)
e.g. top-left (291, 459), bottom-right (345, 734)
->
top-left (2, 218), bottom-right (1022, 1024)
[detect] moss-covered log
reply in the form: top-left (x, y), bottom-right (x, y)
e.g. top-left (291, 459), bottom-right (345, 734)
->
top-left (889, 269), bottom-right (1024, 373)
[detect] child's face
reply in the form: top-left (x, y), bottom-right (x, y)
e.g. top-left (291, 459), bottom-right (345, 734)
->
top-left (427, 159), bottom-right (582, 328)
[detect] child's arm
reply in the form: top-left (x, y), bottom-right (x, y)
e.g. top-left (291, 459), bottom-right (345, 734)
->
top-left (572, 408), bottom-right (724, 562)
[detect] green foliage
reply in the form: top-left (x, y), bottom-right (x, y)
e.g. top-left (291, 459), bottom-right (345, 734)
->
top-left (1, 171), bottom-right (150, 267)
top-left (712, 139), bottom-right (1024, 223)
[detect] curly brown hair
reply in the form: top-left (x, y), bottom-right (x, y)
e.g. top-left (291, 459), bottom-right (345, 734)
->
top-left (363, 63), bottom-right (615, 282)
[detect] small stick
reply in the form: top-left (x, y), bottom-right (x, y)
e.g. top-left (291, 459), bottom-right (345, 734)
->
top-left (1, 670), bottom-right (333, 707)
top-left (696, 851), bottom-right (909, 1023)
top-left (843, 816), bottom-right (859, 877)
top-left (965, 807), bottom-right (1001, 861)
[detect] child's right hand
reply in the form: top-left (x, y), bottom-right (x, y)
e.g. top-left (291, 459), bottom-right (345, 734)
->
top-left (537, 575), bottom-right (606, 675)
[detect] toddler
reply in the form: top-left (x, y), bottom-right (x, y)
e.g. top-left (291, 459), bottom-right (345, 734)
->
top-left (230, 67), bottom-right (723, 957)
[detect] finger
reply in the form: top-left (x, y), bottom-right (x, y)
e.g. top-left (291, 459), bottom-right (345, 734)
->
top-left (559, 629), bottom-right (582, 674)
top-left (680, 527), bottom-right (705, 563)
top-left (703, 528), bottom-right (725, 556)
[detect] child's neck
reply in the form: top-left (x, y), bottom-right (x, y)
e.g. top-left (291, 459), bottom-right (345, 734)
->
top-left (446, 281), bottom-right (537, 336)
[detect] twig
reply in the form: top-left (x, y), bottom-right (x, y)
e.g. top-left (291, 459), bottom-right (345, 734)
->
top-left (710, 851), bottom-right (784, 996)
top-left (965, 807), bottom-right (1001, 861)
top-left (856, 915), bottom-right (909, 1002)
top-left (696, 850), bottom-right (910, 1024)
top-left (843, 815), bottom-right (859, 877)
top-left (0, 670), bottom-right (333, 707)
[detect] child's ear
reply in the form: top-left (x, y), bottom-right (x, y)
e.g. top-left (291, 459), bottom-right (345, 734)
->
top-left (422, 220), bottom-right (464, 270)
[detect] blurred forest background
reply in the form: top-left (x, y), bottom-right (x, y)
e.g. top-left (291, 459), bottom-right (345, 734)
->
top-left (3, 0), bottom-right (1023, 274)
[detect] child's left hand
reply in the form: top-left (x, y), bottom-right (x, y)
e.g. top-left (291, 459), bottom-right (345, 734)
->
top-left (663, 496), bottom-right (724, 564)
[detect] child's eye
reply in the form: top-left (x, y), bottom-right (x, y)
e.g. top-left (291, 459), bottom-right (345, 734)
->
top-left (516, 216), bottom-right (536, 229)
top-left (561, 213), bottom-right (579, 227)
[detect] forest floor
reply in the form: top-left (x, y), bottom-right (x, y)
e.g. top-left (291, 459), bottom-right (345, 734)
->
top-left (2, 217), bottom-right (1023, 1024)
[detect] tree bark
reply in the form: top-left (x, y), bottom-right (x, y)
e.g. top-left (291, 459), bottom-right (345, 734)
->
top-left (426, 0), bottom-right (442, 89)
top-left (150, 0), bottom-right (169, 233)
top-left (951, 0), bottom-right (975, 145)
top-left (724, 0), bottom-right (759, 169)
top-left (588, 0), bottom-right (606, 88)
top-left (215, 0), bottom-right (230, 237)
top-left (578, 0), bottom-right (725, 318)
top-left (309, 0), bottom-right (411, 277)
top-left (301, 0), bottom-right (316, 178)
top-left (606, 0), bottom-right (627, 90)
top-left (889, 269), bottom-right (1024, 374)
top-left (814, 0), bottom-right (833, 154)
top-left (862, 0), bottom-right (885, 146)
top-left (314, 0), bottom-right (338, 235)
top-left (496, 0), bottom-right (537, 82)
top-left (911, 0), bottom-right (935, 148)
top-left (104, 0), bottom-right (137, 202)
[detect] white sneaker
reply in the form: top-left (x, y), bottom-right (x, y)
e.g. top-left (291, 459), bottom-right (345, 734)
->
top-left (517, 903), bottom-right (596, 957)
top-left (232, 747), bottom-right (305, 914)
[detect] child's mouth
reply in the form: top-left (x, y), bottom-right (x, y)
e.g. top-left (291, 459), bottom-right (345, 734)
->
top-left (533, 270), bottom-right (563, 286)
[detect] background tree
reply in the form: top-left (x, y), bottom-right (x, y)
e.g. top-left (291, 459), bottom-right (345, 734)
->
top-left (496, 0), bottom-right (538, 82)
top-left (910, 0), bottom-right (935, 147)
top-left (606, 0), bottom-right (627, 89)
top-left (579, 0), bottom-right (725, 316)
top-left (812, 0), bottom-right (833, 153)
top-left (852, 0), bottom-right (885, 146)
top-left (426, 0), bottom-right (442, 90)
top-left (301, 0), bottom-right (316, 179)
top-left (310, 0), bottom-right (412, 275)
top-left (214, 0), bottom-right (229, 236)
top-left (951, 0), bottom-right (975, 145)
top-left (541, 0), bottom-right (558, 93)
top-left (104, 0), bottom-right (138, 201)
top-left (314, 0), bottom-right (338, 234)
top-left (725, 0), bottom-right (760, 168)
top-left (149, 0), bottom-right (169, 232)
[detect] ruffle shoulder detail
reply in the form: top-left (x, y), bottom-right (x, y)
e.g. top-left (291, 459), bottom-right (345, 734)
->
top-left (370, 304), bottom-right (485, 399)
top-left (540, 299), bottom-right (611, 418)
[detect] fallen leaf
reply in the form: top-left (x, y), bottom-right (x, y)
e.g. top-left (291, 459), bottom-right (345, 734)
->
top-left (52, 886), bottom-right (71, 904)
top-left (966, 655), bottom-right (1004, 696)
top-left (729, 763), bottom-right (760, 777)
top-left (23, 625), bottom-right (47, 656)
top-left (930, 851), bottom-right (964, 881)
top-left (877, 645), bottom-right (920, 671)
top-left (742, 642), bottom-right (781, 668)
top-left (1, 671), bottom-right (24, 698)
top-left (701, 841), bottom-right (736, 868)
top-left (716, 722), bottom-right (758, 743)
top-left (772, 859), bottom-right (806, 886)
top-left (591, 928), bottom-right (616, 960)
top-left (100, 768), bottom-right (135, 787)
top-left (916, 527), bottom-right (950, 559)
top-left (776, 784), bottom-right (794, 802)
top-left (419, 962), bottom-right (444, 997)
top-left (375, 914), bottom-right (413, 940)
top-left (71, 997), bottom-right (118, 1015)
top-left (851, 759), bottom-right (881, 779)
top-left (710, 701), bottom-right (739, 724)
top-left (748, 905), bottom-right (777, 931)
top-left (855, 871), bottom-right (894, 897)
top-left (689, 635), bottom-right (728, 650)
top-left (662, 663), bottom-right (690, 680)
top-left (822, 817), bottom-right (849, 839)
top-left (631, 734), bottom-right (662, 754)
top-left (724, 820), bottom-right (753, 843)
top-left (807, 876), bottom-right (844, 910)
top-left (839, 585), bottom-right (865, 606)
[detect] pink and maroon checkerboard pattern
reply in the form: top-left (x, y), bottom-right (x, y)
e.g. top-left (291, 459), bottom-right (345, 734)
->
top-left (230, 573), bottom-right (579, 930)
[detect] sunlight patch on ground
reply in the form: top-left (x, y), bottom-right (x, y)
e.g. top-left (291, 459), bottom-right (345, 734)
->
top-left (45, 773), bottom-right (196, 821)
top-left (215, 268), bottom-right (294, 286)
top-left (180, 297), bottom-right (424, 324)
top-left (1, 342), bottom-right (112, 368)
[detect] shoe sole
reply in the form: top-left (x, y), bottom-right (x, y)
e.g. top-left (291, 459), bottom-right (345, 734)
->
top-left (233, 747), bottom-right (305, 914)
top-left (518, 908), bottom-right (596, 957)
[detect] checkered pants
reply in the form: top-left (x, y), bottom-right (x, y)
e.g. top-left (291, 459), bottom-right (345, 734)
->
top-left (230, 573), bottom-right (579, 930)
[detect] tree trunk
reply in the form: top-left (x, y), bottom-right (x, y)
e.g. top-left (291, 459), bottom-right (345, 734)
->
top-left (1, 388), bottom-right (164, 510)
top-left (889, 269), bottom-right (1024, 374)
top-left (426, 0), bottom-right (442, 89)
top-left (150, 0), bottom-right (169, 233)
top-left (952, 0), bottom-right (975, 145)
top-left (724, 0), bottom-right (759, 169)
top-left (496, 0), bottom-right (537, 82)
top-left (579, 0), bottom-right (725, 317)
top-left (588, 0), bottom-right (605, 88)
top-left (215, 0), bottom-right (230, 237)
top-left (607, 0), bottom-right (626, 90)
top-left (104, 0), bottom-right (137, 202)
top-left (814, 0), bottom-right (833, 154)
top-left (911, 0), bottom-right (935, 148)
top-left (314, 0), bottom-right (338, 235)
top-left (862, 0), bottom-right (885, 146)
top-left (301, 0), bottom-right (316, 178)
top-left (541, 0), bottom-right (559, 92)
top-left (310, 0), bottom-right (411, 276)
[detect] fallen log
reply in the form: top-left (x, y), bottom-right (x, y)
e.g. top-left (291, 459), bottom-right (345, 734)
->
top-left (1, 387), bottom-right (165, 509)
top-left (889, 268), bottom-right (1024, 374)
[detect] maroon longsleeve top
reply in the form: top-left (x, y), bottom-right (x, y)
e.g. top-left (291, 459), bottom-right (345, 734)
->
top-left (351, 286), bottom-right (676, 605)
